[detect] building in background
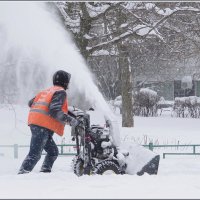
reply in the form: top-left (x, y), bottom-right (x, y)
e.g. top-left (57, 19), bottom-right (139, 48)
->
top-left (136, 73), bottom-right (200, 101)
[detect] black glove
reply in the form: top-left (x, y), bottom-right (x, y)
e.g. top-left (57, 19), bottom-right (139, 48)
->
top-left (69, 118), bottom-right (81, 127)
top-left (28, 97), bottom-right (35, 107)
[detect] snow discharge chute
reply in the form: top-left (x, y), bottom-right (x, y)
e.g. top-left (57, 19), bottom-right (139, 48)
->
top-left (70, 107), bottom-right (160, 176)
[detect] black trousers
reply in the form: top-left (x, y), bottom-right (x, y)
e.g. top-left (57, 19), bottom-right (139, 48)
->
top-left (19, 125), bottom-right (59, 173)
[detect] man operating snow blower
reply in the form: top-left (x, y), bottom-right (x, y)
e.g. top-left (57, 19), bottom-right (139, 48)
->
top-left (18, 70), bottom-right (80, 174)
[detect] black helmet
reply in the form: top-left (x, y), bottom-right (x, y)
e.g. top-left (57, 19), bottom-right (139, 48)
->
top-left (53, 70), bottom-right (71, 90)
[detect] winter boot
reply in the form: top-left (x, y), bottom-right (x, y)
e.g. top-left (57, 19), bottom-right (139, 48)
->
top-left (18, 169), bottom-right (30, 175)
top-left (40, 168), bottom-right (51, 173)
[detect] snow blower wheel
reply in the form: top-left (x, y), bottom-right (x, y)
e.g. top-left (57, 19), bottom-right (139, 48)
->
top-left (94, 160), bottom-right (121, 175)
top-left (73, 157), bottom-right (84, 177)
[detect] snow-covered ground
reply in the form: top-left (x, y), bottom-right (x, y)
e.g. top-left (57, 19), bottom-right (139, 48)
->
top-left (1, 156), bottom-right (200, 199)
top-left (1, 1), bottom-right (200, 198)
top-left (0, 105), bottom-right (200, 199)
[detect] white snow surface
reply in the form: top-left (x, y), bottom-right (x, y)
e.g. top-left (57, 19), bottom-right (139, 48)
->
top-left (1, 105), bottom-right (200, 198)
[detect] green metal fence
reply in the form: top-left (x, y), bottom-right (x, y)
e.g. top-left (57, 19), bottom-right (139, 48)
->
top-left (144, 143), bottom-right (200, 152)
top-left (1, 143), bottom-right (200, 159)
top-left (145, 143), bottom-right (200, 159)
top-left (0, 144), bottom-right (77, 159)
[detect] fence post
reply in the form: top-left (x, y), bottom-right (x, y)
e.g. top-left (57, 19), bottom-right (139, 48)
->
top-left (14, 144), bottom-right (18, 159)
top-left (61, 145), bottom-right (64, 155)
top-left (163, 153), bottom-right (165, 159)
top-left (193, 145), bottom-right (196, 154)
top-left (149, 142), bottom-right (154, 151)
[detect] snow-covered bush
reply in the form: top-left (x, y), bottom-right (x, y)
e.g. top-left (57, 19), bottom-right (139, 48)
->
top-left (113, 89), bottom-right (160, 117)
top-left (134, 88), bottom-right (160, 117)
top-left (173, 96), bottom-right (200, 118)
top-left (112, 95), bottom-right (122, 113)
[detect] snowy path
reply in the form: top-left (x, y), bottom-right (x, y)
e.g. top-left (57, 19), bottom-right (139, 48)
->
top-left (1, 105), bottom-right (200, 198)
top-left (1, 155), bottom-right (200, 199)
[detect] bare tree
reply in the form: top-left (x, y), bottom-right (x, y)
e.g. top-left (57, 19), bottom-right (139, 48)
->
top-left (55, 2), bottom-right (200, 126)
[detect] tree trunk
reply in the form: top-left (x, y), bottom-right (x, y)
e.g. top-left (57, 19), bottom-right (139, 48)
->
top-left (116, 7), bottom-right (134, 127)
top-left (118, 43), bottom-right (134, 127)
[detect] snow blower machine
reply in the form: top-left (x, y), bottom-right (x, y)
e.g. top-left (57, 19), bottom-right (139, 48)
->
top-left (69, 107), bottom-right (160, 176)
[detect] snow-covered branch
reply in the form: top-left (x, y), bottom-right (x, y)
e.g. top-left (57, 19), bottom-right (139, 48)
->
top-left (88, 2), bottom-right (122, 21)
top-left (55, 2), bottom-right (80, 33)
top-left (87, 30), bottom-right (143, 54)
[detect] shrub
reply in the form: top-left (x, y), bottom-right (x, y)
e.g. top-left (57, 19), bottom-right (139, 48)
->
top-left (134, 88), bottom-right (160, 117)
top-left (173, 96), bottom-right (200, 118)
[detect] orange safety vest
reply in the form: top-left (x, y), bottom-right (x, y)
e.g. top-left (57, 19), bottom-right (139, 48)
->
top-left (28, 86), bottom-right (68, 136)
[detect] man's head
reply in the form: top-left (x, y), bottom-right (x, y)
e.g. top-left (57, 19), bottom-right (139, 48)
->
top-left (53, 70), bottom-right (71, 90)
